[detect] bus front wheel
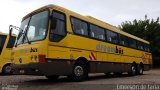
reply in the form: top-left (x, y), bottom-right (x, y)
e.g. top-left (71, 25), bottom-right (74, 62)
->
top-left (69, 62), bottom-right (88, 82)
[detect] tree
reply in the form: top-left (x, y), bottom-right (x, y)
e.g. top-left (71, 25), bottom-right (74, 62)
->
top-left (119, 15), bottom-right (160, 67)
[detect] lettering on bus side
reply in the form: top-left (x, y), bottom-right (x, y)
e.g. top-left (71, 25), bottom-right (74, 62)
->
top-left (20, 49), bottom-right (30, 53)
top-left (96, 43), bottom-right (116, 53)
top-left (30, 48), bottom-right (38, 52)
top-left (20, 48), bottom-right (38, 53)
top-left (96, 43), bottom-right (124, 54)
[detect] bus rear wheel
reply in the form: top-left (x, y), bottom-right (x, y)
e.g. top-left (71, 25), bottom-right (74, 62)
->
top-left (128, 65), bottom-right (136, 76)
top-left (46, 75), bottom-right (59, 80)
top-left (2, 64), bottom-right (12, 75)
top-left (69, 62), bottom-right (88, 82)
top-left (137, 65), bottom-right (143, 75)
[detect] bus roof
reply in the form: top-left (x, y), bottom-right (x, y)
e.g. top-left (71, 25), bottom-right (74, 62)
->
top-left (23, 4), bottom-right (150, 44)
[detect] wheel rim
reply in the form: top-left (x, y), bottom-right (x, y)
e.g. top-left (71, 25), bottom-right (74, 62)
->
top-left (131, 66), bottom-right (136, 74)
top-left (4, 65), bottom-right (11, 74)
top-left (139, 67), bottom-right (143, 74)
top-left (74, 66), bottom-right (84, 77)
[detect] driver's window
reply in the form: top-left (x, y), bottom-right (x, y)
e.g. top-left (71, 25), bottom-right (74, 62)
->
top-left (50, 10), bottom-right (66, 42)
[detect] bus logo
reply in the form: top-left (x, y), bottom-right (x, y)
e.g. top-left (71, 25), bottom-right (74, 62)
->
top-left (89, 52), bottom-right (96, 61)
top-left (30, 48), bottom-right (38, 52)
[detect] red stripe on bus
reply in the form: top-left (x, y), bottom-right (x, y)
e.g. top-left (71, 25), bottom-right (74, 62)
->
top-left (91, 52), bottom-right (96, 60)
top-left (89, 55), bottom-right (93, 60)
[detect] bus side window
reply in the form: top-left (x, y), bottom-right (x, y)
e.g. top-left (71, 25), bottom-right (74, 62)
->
top-left (137, 42), bottom-right (144, 50)
top-left (106, 30), bottom-right (118, 44)
top-left (144, 44), bottom-right (150, 52)
top-left (71, 17), bottom-right (88, 36)
top-left (89, 24), bottom-right (105, 40)
top-left (129, 38), bottom-right (137, 48)
top-left (50, 11), bottom-right (66, 42)
top-left (119, 35), bottom-right (129, 46)
top-left (91, 32), bottom-right (95, 37)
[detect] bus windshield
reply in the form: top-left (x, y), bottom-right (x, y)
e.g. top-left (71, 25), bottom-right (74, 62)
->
top-left (16, 10), bottom-right (49, 45)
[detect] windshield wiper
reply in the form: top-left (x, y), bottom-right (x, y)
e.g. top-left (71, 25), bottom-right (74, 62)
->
top-left (23, 29), bottom-right (31, 44)
top-left (9, 25), bottom-right (31, 46)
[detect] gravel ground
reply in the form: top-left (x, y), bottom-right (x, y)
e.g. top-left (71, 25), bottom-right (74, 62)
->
top-left (0, 69), bottom-right (160, 90)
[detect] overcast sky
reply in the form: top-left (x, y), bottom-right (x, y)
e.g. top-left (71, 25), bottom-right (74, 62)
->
top-left (0, 0), bottom-right (160, 33)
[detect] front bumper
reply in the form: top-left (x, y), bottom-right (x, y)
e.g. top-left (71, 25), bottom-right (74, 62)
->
top-left (11, 63), bottom-right (43, 75)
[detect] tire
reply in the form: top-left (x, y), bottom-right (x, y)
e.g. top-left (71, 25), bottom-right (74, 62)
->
top-left (46, 75), bottom-right (59, 80)
top-left (69, 62), bottom-right (88, 82)
top-left (2, 64), bottom-right (12, 75)
top-left (128, 65), bottom-right (136, 76)
top-left (137, 65), bottom-right (143, 75)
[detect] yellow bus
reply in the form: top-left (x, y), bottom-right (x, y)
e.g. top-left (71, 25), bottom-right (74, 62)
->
top-left (10, 4), bottom-right (152, 81)
top-left (0, 33), bottom-right (16, 75)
